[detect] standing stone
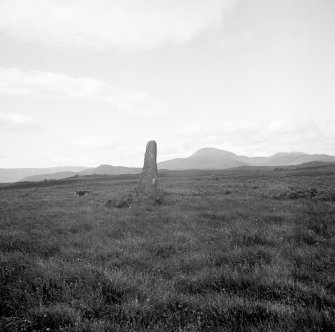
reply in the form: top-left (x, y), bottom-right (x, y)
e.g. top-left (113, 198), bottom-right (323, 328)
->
top-left (132, 140), bottom-right (158, 206)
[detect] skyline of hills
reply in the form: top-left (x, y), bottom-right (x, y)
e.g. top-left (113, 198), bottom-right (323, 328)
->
top-left (0, 166), bottom-right (88, 183)
top-left (158, 147), bottom-right (335, 170)
top-left (1, 147), bottom-right (335, 183)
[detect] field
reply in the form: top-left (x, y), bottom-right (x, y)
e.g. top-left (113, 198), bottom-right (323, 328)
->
top-left (0, 167), bottom-right (335, 331)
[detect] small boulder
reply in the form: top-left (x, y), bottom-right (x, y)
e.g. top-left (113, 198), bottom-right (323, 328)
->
top-left (74, 190), bottom-right (90, 197)
top-left (106, 193), bottom-right (133, 209)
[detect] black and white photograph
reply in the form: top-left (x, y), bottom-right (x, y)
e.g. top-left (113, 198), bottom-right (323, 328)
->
top-left (0, 0), bottom-right (334, 331)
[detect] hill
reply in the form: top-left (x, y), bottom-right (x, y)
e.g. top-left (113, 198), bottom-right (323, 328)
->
top-left (0, 166), bottom-right (88, 183)
top-left (293, 160), bottom-right (335, 169)
top-left (249, 152), bottom-right (335, 166)
top-left (158, 148), bottom-right (335, 170)
top-left (158, 148), bottom-right (247, 170)
top-left (79, 164), bottom-right (140, 176)
top-left (19, 165), bottom-right (141, 182)
top-left (3, 148), bottom-right (335, 183)
top-left (21, 171), bottom-right (78, 182)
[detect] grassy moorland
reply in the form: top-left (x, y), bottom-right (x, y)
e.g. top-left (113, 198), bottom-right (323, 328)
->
top-left (0, 168), bottom-right (334, 331)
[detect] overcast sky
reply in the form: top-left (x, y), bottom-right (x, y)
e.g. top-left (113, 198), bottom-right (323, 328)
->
top-left (0, 0), bottom-right (334, 167)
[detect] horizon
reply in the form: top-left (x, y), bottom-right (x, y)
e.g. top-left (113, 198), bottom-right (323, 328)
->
top-left (1, 0), bottom-right (335, 168)
top-left (1, 146), bottom-right (335, 169)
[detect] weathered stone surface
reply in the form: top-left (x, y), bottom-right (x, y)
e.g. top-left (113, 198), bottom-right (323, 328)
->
top-left (74, 190), bottom-right (90, 197)
top-left (106, 192), bottom-right (133, 209)
top-left (132, 140), bottom-right (158, 206)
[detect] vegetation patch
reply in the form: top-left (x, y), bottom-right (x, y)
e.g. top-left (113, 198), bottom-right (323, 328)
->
top-left (0, 169), bottom-right (334, 331)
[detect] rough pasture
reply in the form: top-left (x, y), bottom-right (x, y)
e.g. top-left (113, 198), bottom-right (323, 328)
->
top-left (0, 168), bottom-right (334, 331)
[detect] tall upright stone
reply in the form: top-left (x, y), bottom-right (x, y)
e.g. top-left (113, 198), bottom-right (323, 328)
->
top-left (132, 140), bottom-right (158, 206)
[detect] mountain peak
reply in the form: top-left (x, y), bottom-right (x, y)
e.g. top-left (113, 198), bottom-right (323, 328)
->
top-left (159, 147), bottom-right (245, 170)
top-left (191, 147), bottom-right (236, 158)
top-left (158, 147), bottom-right (335, 170)
top-left (272, 151), bottom-right (307, 157)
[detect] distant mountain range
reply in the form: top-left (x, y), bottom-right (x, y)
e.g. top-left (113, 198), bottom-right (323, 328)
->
top-left (20, 165), bottom-right (141, 182)
top-left (0, 166), bottom-right (88, 183)
top-left (158, 148), bottom-right (335, 169)
top-left (1, 147), bottom-right (335, 183)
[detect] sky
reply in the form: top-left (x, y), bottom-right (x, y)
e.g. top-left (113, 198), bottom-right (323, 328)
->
top-left (0, 0), bottom-right (334, 168)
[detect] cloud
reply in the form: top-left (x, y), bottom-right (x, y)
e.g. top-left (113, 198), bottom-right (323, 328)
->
top-left (174, 118), bottom-right (335, 156)
top-left (0, 67), bottom-right (168, 116)
top-left (70, 135), bottom-right (125, 151)
top-left (45, 135), bottom-right (146, 167)
top-left (0, 113), bottom-right (35, 126)
top-left (0, 112), bottom-right (40, 131)
top-left (0, 0), bottom-right (237, 51)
